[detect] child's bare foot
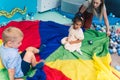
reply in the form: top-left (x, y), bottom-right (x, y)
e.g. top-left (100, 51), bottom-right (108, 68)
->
top-left (33, 48), bottom-right (39, 53)
top-left (76, 49), bottom-right (83, 55)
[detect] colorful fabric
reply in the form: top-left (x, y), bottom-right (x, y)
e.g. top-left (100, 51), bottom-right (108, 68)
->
top-left (0, 21), bottom-right (120, 80)
top-left (39, 21), bottom-right (69, 59)
top-left (0, 20), bottom-right (41, 51)
top-left (39, 21), bottom-right (120, 80)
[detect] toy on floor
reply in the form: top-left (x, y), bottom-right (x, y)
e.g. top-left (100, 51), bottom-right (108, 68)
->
top-left (116, 28), bottom-right (120, 34)
top-left (0, 22), bottom-right (7, 27)
top-left (92, 23), bottom-right (120, 56)
top-left (92, 23), bottom-right (106, 32)
top-left (88, 40), bottom-right (93, 45)
top-left (115, 65), bottom-right (120, 71)
top-left (109, 26), bottom-right (120, 56)
top-left (22, 12), bottom-right (34, 20)
top-left (92, 24), bottom-right (120, 56)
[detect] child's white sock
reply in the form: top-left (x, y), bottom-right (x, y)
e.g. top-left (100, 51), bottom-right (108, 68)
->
top-left (76, 49), bottom-right (82, 55)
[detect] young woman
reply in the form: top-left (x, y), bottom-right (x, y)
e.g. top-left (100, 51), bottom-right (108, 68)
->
top-left (76, 0), bottom-right (110, 36)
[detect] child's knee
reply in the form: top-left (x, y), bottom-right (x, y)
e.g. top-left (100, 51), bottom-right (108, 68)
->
top-left (61, 37), bottom-right (68, 44)
top-left (26, 47), bottom-right (39, 53)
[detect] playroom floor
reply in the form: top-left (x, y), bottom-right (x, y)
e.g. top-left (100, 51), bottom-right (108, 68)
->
top-left (15, 11), bottom-right (72, 25)
top-left (111, 53), bottom-right (120, 67)
top-left (16, 10), bottom-right (120, 70)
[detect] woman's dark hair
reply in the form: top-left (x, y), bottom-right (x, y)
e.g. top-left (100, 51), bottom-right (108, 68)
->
top-left (72, 14), bottom-right (84, 25)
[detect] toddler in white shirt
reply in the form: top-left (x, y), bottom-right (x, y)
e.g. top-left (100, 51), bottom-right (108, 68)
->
top-left (61, 15), bottom-right (84, 55)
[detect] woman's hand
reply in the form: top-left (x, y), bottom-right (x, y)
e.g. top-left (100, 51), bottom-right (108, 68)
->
top-left (106, 30), bottom-right (111, 36)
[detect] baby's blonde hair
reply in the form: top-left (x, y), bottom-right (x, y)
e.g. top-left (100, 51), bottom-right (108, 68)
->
top-left (2, 27), bottom-right (24, 44)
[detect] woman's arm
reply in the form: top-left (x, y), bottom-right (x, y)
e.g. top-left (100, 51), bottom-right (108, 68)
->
top-left (78, 5), bottom-right (87, 14)
top-left (103, 9), bottom-right (111, 36)
top-left (78, 0), bottom-right (91, 14)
